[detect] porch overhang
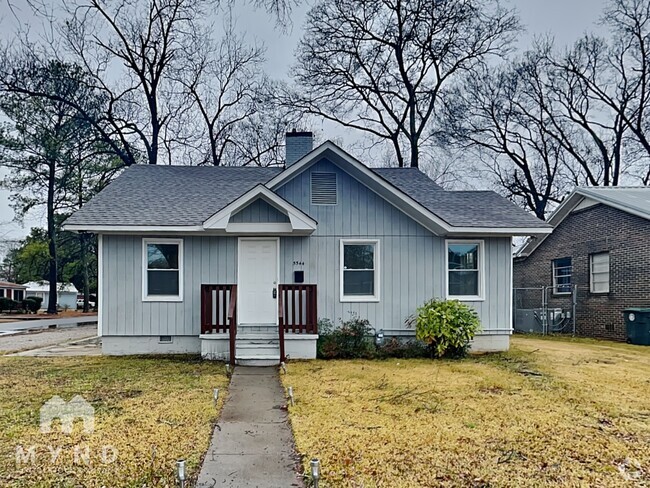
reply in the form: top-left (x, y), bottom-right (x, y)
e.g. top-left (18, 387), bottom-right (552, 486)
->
top-left (202, 184), bottom-right (317, 235)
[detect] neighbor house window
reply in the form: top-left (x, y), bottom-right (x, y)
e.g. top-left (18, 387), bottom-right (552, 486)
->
top-left (143, 238), bottom-right (183, 301)
top-left (590, 252), bottom-right (610, 294)
top-left (340, 240), bottom-right (379, 302)
top-left (447, 240), bottom-right (483, 300)
top-left (13, 290), bottom-right (24, 301)
top-left (552, 257), bottom-right (572, 294)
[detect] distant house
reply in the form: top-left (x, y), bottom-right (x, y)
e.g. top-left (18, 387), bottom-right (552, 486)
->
top-left (64, 132), bottom-right (550, 364)
top-left (0, 281), bottom-right (27, 301)
top-left (514, 187), bottom-right (650, 341)
top-left (24, 281), bottom-right (79, 310)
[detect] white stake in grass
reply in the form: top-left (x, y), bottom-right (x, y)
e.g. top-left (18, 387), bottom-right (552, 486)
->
top-left (310, 458), bottom-right (321, 488)
top-left (176, 459), bottom-right (186, 488)
top-left (280, 361), bottom-right (287, 374)
top-left (287, 386), bottom-right (295, 406)
top-left (213, 388), bottom-right (219, 405)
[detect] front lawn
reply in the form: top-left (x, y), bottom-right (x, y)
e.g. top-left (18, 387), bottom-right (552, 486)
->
top-left (0, 355), bottom-right (228, 487)
top-left (282, 336), bottom-right (650, 487)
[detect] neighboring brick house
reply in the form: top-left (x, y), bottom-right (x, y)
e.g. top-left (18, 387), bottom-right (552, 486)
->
top-left (514, 187), bottom-right (650, 341)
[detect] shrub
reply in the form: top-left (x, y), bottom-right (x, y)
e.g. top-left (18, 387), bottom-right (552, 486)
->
top-left (23, 296), bottom-right (43, 313)
top-left (0, 298), bottom-right (21, 313)
top-left (408, 298), bottom-right (481, 358)
top-left (317, 315), bottom-right (376, 359)
top-left (375, 338), bottom-right (429, 359)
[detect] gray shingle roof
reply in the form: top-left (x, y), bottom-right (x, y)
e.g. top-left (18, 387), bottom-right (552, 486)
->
top-left (66, 165), bottom-right (281, 227)
top-left (374, 168), bottom-right (548, 229)
top-left (66, 163), bottom-right (548, 230)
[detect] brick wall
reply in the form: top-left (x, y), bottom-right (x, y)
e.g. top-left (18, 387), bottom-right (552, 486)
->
top-left (514, 203), bottom-right (650, 341)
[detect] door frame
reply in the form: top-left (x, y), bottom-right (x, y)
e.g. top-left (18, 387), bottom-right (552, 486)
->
top-left (236, 237), bottom-right (280, 325)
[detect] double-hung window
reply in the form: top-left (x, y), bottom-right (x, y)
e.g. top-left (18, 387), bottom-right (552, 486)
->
top-left (552, 257), bottom-right (572, 294)
top-left (143, 238), bottom-right (183, 301)
top-left (340, 240), bottom-right (379, 302)
top-left (447, 240), bottom-right (483, 300)
top-left (590, 252), bottom-right (610, 294)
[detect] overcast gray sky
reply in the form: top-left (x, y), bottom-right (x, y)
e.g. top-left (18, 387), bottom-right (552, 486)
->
top-left (0, 0), bottom-right (607, 240)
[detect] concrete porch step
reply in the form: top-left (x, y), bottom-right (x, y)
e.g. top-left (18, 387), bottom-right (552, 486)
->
top-left (235, 354), bottom-right (281, 366)
top-left (236, 342), bottom-right (280, 357)
top-left (238, 324), bottom-right (278, 334)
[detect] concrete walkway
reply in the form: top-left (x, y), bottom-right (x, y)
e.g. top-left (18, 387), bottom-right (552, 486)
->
top-left (197, 367), bottom-right (304, 488)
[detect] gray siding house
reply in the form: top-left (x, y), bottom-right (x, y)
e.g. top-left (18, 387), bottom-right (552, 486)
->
top-left (65, 133), bottom-right (550, 364)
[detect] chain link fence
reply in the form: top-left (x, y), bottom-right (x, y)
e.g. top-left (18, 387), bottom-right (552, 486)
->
top-left (513, 285), bottom-right (577, 335)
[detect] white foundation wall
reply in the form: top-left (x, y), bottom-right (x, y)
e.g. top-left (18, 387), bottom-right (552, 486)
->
top-left (102, 336), bottom-right (200, 355)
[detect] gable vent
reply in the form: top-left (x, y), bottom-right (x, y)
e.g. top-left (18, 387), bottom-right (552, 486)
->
top-left (311, 172), bottom-right (337, 205)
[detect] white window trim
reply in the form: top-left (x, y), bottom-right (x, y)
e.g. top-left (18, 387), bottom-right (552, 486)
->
top-left (142, 238), bottom-right (184, 302)
top-left (590, 252), bottom-right (610, 294)
top-left (340, 239), bottom-right (380, 303)
top-left (445, 239), bottom-right (485, 301)
top-left (552, 257), bottom-right (572, 295)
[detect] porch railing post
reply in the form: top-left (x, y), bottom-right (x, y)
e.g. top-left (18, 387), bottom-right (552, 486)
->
top-left (228, 285), bottom-right (237, 366)
top-left (278, 286), bottom-right (286, 363)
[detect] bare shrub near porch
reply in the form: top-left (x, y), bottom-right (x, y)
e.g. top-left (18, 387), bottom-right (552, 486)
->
top-left (316, 316), bottom-right (375, 359)
top-left (408, 299), bottom-right (481, 358)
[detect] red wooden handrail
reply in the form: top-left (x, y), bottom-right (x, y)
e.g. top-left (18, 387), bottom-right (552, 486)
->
top-left (228, 285), bottom-right (237, 367)
top-left (200, 284), bottom-right (236, 334)
top-left (278, 287), bottom-right (286, 362)
top-left (278, 285), bottom-right (317, 335)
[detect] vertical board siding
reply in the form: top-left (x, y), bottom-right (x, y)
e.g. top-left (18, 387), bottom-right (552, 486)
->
top-left (229, 198), bottom-right (290, 223)
top-left (102, 235), bottom-right (237, 336)
top-left (102, 158), bottom-right (512, 337)
top-left (276, 159), bottom-right (512, 333)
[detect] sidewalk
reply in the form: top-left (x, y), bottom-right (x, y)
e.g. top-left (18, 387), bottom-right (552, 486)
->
top-left (197, 367), bottom-right (304, 488)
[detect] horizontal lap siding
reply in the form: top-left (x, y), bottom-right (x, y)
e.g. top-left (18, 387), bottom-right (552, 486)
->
top-left (276, 159), bottom-right (512, 332)
top-left (102, 235), bottom-right (237, 336)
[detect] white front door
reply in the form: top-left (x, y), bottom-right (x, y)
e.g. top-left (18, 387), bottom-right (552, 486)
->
top-left (238, 239), bottom-right (278, 324)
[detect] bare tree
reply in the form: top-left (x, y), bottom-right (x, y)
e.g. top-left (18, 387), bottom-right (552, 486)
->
top-left (553, 0), bottom-right (650, 183)
top-left (178, 17), bottom-right (294, 166)
top-left (60, 0), bottom-right (211, 165)
top-left (444, 51), bottom-right (567, 219)
top-left (285, 0), bottom-right (520, 168)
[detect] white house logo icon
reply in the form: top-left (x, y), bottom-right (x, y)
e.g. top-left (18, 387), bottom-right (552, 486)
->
top-left (40, 395), bottom-right (94, 434)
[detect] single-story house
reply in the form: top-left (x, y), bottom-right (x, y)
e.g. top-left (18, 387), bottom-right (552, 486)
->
top-left (514, 187), bottom-right (650, 341)
top-left (64, 133), bottom-right (550, 364)
top-left (0, 281), bottom-right (27, 301)
top-left (24, 281), bottom-right (79, 310)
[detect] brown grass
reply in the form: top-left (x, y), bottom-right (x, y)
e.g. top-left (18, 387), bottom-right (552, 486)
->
top-left (0, 355), bottom-right (228, 487)
top-left (281, 336), bottom-right (650, 487)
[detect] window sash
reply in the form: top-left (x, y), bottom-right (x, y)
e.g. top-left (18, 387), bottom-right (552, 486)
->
top-left (446, 240), bottom-right (483, 299)
top-left (340, 240), bottom-right (379, 301)
top-left (552, 258), bottom-right (573, 294)
top-left (590, 253), bottom-right (610, 293)
top-left (143, 239), bottom-right (183, 301)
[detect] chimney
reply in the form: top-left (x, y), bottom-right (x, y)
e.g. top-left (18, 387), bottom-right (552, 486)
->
top-left (285, 130), bottom-right (313, 166)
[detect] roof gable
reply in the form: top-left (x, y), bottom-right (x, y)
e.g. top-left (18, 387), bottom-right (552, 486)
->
top-left (203, 185), bottom-right (317, 235)
top-left (268, 142), bottom-right (551, 236)
top-left (518, 186), bottom-right (650, 257)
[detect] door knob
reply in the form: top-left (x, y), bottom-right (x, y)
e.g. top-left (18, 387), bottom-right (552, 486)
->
top-left (273, 288), bottom-right (277, 299)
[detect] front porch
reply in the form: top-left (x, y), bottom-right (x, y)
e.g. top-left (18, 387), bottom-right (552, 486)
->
top-left (199, 284), bottom-right (318, 365)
